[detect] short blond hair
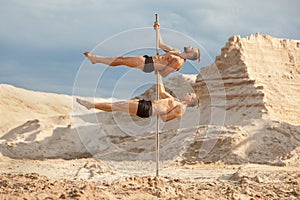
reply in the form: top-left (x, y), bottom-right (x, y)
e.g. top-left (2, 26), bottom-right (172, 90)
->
top-left (190, 48), bottom-right (201, 62)
top-left (187, 93), bottom-right (200, 107)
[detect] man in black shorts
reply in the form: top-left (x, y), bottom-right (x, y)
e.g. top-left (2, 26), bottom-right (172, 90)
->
top-left (83, 23), bottom-right (200, 77)
top-left (77, 76), bottom-right (199, 122)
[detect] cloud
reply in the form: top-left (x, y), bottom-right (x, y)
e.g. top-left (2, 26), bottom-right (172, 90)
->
top-left (177, 0), bottom-right (300, 44)
top-left (0, 0), bottom-right (299, 97)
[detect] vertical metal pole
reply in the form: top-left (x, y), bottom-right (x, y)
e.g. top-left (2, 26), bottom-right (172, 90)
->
top-left (155, 13), bottom-right (160, 177)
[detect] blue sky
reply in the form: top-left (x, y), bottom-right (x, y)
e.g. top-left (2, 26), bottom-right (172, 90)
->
top-left (1, 0), bottom-right (299, 98)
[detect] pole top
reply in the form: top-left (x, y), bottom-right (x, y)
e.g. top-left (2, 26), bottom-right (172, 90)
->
top-left (155, 13), bottom-right (158, 23)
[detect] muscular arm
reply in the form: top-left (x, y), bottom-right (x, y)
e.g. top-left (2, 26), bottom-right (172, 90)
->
top-left (159, 105), bottom-right (184, 122)
top-left (159, 66), bottom-right (177, 77)
top-left (157, 29), bottom-right (180, 53)
top-left (157, 75), bottom-right (173, 99)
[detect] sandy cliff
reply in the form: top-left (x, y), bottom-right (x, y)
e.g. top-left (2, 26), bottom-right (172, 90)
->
top-left (195, 33), bottom-right (300, 126)
top-left (0, 34), bottom-right (299, 166)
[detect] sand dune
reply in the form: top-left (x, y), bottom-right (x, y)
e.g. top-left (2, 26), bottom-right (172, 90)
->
top-left (0, 34), bottom-right (299, 199)
top-left (0, 84), bottom-right (72, 136)
top-left (1, 34), bottom-right (299, 165)
top-left (195, 34), bottom-right (300, 126)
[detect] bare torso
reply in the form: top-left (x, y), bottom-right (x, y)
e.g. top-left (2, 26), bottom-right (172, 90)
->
top-left (151, 98), bottom-right (183, 116)
top-left (152, 52), bottom-right (186, 77)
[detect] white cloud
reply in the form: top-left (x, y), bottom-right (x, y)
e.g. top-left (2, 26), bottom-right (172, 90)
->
top-left (0, 0), bottom-right (299, 97)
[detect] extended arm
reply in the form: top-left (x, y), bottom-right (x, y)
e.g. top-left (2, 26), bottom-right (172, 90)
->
top-left (157, 75), bottom-right (173, 99)
top-left (157, 29), bottom-right (180, 53)
top-left (154, 23), bottom-right (180, 53)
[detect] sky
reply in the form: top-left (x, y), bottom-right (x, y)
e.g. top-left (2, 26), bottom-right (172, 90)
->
top-left (0, 0), bottom-right (299, 98)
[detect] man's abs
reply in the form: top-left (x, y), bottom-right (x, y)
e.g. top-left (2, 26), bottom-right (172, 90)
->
top-left (154, 54), bottom-right (184, 71)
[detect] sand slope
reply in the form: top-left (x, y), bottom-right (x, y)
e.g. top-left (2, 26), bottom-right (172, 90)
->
top-left (1, 34), bottom-right (300, 166)
top-left (195, 34), bottom-right (300, 126)
top-left (0, 33), bottom-right (299, 199)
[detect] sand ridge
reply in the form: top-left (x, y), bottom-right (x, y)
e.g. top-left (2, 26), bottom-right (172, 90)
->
top-left (0, 34), bottom-right (299, 199)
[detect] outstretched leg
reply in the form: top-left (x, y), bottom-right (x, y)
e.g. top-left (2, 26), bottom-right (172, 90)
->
top-left (76, 98), bottom-right (138, 115)
top-left (84, 52), bottom-right (145, 70)
top-left (76, 98), bottom-right (95, 110)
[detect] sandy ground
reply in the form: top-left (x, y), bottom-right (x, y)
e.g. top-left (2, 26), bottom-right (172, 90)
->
top-left (0, 157), bottom-right (299, 200)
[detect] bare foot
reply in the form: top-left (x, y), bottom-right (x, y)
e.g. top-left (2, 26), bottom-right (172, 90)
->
top-left (83, 51), bottom-right (97, 64)
top-left (76, 98), bottom-right (94, 110)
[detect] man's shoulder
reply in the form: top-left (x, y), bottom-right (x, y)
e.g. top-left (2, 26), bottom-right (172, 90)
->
top-left (160, 52), bottom-right (182, 61)
top-left (166, 50), bottom-right (181, 55)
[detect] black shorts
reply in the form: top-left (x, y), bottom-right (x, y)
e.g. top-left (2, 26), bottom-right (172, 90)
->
top-left (136, 99), bottom-right (152, 118)
top-left (143, 55), bottom-right (154, 73)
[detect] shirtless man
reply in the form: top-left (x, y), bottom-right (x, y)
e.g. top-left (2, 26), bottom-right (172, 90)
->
top-left (76, 76), bottom-right (199, 122)
top-left (83, 23), bottom-right (200, 77)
